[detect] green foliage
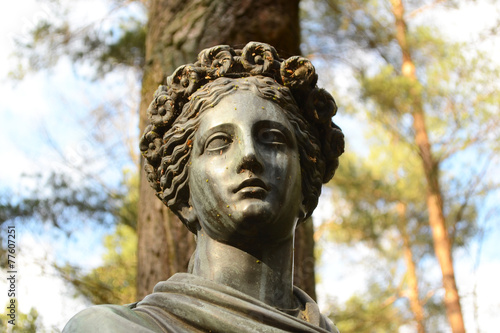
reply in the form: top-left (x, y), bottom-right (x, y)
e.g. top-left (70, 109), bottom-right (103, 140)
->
top-left (115, 170), bottom-right (139, 230)
top-left (327, 135), bottom-right (432, 252)
top-left (422, 44), bottom-right (500, 159)
top-left (307, 0), bottom-right (497, 251)
top-left (0, 169), bottom-right (139, 302)
top-left (0, 172), bottom-right (119, 269)
top-left (5, 0), bottom-right (145, 308)
top-left (6, 0), bottom-right (498, 329)
top-left (11, 0), bottom-right (146, 79)
top-left (58, 223), bottom-right (137, 304)
top-left (328, 281), bottom-right (409, 333)
top-left (303, 1), bottom-right (499, 330)
top-left (57, 171), bottom-right (139, 304)
top-left (0, 172), bottom-right (114, 228)
top-left (77, 18), bottom-right (146, 75)
top-left (0, 302), bottom-right (41, 333)
top-left (0, 171), bottom-right (117, 262)
top-left (361, 65), bottom-right (422, 115)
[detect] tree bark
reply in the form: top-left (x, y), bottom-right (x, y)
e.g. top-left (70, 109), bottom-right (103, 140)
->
top-left (137, 0), bottom-right (316, 300)
top-left (397, 203), bottom-right (426, 333)
top-left (389, 1), bottom-right (466, 332)
top-left (294, 218), bottom-right (317, 300)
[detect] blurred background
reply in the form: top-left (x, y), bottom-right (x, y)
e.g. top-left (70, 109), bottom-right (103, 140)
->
top-left (0, 0), bottom-right (499, 332)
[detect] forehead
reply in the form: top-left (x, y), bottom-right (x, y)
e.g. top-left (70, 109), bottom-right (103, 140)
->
top-left (197, 91), bottom-right (292, 133)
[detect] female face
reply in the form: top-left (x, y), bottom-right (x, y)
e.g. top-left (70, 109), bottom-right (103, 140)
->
top-left (188, 91), bottom-right (303, 246)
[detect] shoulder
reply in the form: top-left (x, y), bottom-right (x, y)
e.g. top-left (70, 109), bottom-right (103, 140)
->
top-left (63, 304), bottom-right (160, 333)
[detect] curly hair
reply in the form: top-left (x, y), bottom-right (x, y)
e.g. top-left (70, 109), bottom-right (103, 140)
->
top-left (140, 42), bottom-right (344, 233)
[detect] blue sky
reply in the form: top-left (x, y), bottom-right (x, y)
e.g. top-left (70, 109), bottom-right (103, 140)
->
top-left (0, 0), bottom-right (499, 331)
top-left (0, 1), bottom-right (140, 328)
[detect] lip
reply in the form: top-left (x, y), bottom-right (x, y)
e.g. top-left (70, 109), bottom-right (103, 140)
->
top-left (233, 178), bottom-right (270, 193)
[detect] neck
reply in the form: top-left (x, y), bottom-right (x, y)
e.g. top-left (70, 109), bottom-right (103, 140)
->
top-left (190, 231), bottom-right (295, 309)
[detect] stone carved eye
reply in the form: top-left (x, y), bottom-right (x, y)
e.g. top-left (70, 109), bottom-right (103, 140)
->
top-left (257, 128), bottom-right (287, 146)
top-left (205, 133), bottom-right (233, 152)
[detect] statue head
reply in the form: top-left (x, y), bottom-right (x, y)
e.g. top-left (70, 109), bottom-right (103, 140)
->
top-left (139, 42), bottom-right (344, 235)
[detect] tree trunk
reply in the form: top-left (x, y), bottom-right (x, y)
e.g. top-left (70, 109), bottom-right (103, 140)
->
top-left (137, 0), bottom-right (316, 300)
top-left (294, 218), bottom-right (317, 300)
top-left (397, 203), bottom-right (426, 333)
top-left (389, 1), bottom-right (466, 332)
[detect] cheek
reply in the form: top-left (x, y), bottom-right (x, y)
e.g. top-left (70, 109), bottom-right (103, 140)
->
top-left (288, 158), bottom-right (302, 192)
top-left (275, 152), bottom-right (300, 179)
top-left (190, 160), bottom-right (226, 202)
top-left (279, 154), bottom-right (302, 201)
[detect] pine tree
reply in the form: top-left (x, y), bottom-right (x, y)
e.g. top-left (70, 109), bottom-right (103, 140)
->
top-left (303, 0), bottom-right (500, 331)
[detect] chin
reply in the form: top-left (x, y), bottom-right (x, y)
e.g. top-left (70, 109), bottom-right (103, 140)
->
top-left (233, 203), bottom-right (295, 240)
top-left (236, 200), bottom-right (273, 222)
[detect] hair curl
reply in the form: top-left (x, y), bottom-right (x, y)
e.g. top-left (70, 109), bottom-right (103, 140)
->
top-left (140, 42), bottom-right (344, 233)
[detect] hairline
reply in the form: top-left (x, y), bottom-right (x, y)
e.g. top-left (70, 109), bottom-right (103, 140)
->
top-left (162, 77), bottom-right (322, 231)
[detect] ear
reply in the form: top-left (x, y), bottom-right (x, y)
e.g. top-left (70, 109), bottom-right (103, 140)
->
top-left (175, 203), bottom-right (200, 233)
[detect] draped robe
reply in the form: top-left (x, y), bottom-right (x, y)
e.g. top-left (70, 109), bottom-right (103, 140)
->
top-left (63, 273), bottom-right (338, 332)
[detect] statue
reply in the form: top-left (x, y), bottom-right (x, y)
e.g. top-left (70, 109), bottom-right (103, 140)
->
top-left (63, 42), bottom-right (344, 333)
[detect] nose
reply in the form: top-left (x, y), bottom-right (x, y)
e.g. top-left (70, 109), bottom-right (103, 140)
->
top-left (236, 136), bottom-right (263, 174)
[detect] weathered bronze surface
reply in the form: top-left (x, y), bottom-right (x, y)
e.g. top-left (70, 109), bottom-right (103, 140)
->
top-left (63, 42), bottom-right (344, 333)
